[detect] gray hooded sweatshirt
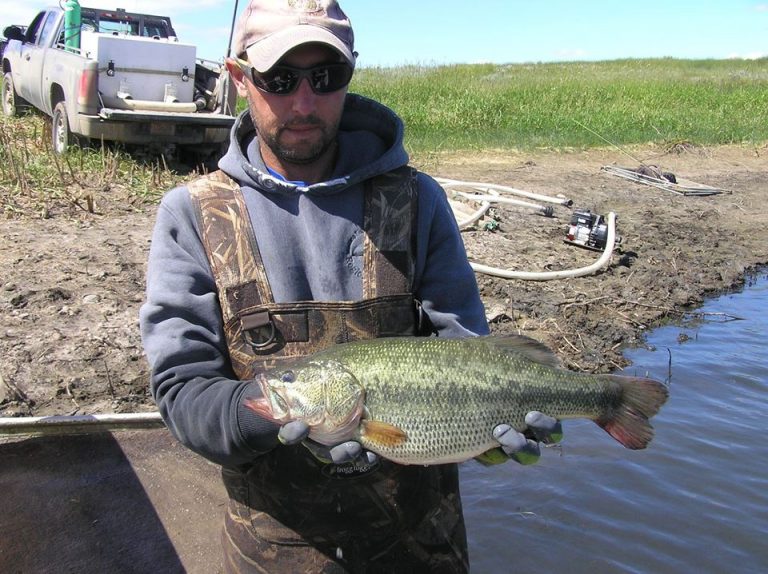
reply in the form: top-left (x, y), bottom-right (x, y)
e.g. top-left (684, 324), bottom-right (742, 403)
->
top-left (139, 94), bottom-right (489, 466)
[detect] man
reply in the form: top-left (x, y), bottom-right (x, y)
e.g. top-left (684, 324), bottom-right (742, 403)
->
top-left (140, 1), bottom-right (558, 571)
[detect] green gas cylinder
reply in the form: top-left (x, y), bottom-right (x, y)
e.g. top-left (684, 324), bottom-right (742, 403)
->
top-left (63, 0), bottom-right (82, 52)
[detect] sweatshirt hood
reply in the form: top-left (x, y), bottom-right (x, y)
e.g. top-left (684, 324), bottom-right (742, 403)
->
top-left (218, 93), bottom-right (409, 196)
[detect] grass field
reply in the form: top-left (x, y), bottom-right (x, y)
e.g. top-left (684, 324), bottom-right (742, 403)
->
top-left (351, 58), bottom-right (768, 153)
top-left (2, 58), bottom-right (766, 216)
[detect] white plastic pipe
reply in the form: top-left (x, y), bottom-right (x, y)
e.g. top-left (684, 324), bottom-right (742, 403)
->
top-left (449, 198), bottom-right (492, 229)
top-left (100, 94), bottom-right (198, 113)
top-left (440, 178), bottom-right (615, 280)
top-left (436, 177), bottom-right (573, 207)
top-left (114, 98), bottom-right (198, 113)
top-left (455, 191), bottom-right (548, 214)
top-left (468, 212), bottom-right (617, 280)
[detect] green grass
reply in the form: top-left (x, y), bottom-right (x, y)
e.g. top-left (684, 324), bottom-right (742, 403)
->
top-left (350, 58), bottom-right (768, 153)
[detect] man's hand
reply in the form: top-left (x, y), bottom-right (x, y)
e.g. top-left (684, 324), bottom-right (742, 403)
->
top-left (278, 420), bottom-right (378, 465)
top-left (476, 411), bottom-right (563, 466)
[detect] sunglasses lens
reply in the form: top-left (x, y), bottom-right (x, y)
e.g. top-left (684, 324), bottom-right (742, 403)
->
top-left (255, 68), bottom-right (299, 95)
top-left (253, 64), bottom-right (352, 95)
top-left (309, 65), bottom-right (353, 93)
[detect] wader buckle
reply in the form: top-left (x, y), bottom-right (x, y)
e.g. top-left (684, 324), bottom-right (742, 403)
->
top-left (241, 310), bottom-right (276, 350)
top-left (415, 299), bottom-right (438, 336)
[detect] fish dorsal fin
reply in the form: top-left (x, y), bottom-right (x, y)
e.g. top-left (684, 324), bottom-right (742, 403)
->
top-left (482, 335), bottom-right (563, 369)
top-left (360, 420), bottom-right (407, 448)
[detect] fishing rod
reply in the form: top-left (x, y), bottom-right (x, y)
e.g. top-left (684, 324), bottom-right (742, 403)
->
top-left (227, 0), bottom-right (239, 58)
top-left (571, 119), bottom-right (645, 165)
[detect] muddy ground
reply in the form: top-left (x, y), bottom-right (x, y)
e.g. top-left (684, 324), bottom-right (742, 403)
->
top-left (1, 144), bottom-right (766, 417)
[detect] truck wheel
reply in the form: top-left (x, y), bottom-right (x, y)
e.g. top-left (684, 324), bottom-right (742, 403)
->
top-left (2, 72), bottom-right (27, 117)
top-left (52, 102), bottom-right (73, 154)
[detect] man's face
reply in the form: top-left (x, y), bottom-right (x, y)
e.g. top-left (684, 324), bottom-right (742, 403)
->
top-left (235, 44), bottom-right (349, 167)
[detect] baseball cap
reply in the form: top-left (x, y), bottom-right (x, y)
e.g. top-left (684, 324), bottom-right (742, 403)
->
top-left (232, 0), bottom-right (356, 73)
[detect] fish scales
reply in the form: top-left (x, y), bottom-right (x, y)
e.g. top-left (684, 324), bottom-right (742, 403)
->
top-left (247, 336), bottom-right (669, 465)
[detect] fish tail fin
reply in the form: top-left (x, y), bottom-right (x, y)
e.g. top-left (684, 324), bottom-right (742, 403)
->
top-left (597, 376), bottom-right (669, 450)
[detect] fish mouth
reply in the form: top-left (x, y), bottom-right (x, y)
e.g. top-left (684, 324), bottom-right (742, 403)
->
top-left (241, 374), bottom-right (284, 422)
top-left (241, 395), bottom-right (274, 420)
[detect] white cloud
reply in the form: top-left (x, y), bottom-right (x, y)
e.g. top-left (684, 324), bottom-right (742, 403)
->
top-left (1, 6), bottom-right (39, 28)
top-left (556, 48), bottom-right (588, 60)
top-left (727, 51), bottom-right (768, 59)
top-left (755, 4), bottom-right (768, 12)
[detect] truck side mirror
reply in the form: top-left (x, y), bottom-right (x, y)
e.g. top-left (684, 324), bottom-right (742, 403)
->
top-left (3, 26), bottom-right (26, 42)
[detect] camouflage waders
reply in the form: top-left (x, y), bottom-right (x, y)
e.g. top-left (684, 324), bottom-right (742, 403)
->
top-left (189, 168), bottom-right (469, 573)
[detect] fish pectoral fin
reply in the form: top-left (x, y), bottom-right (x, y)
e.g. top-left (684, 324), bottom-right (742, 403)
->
top-left (360, 420), bottom-right (407, 448)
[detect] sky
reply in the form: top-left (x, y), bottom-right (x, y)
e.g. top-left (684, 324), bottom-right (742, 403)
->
top-left (3, 1), bottom-right (767, 66)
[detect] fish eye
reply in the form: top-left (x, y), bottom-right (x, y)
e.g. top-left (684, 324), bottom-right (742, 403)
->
top-left (281, 370), bottom-right (296, 384)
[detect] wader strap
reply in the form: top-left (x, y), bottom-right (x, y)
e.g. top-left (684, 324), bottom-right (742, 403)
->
top-left (189, 167), bottom-right (420, 379)
top-left (187, 171), bottom-right (273, 328)
top-left (363, 166), bottom-right (418, 298)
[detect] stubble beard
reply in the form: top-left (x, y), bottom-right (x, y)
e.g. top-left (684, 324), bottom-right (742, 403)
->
top-left (261, 116), bottom-right (339, 166)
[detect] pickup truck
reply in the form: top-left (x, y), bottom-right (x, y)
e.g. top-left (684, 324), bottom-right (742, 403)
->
top-left (1, 6), bottom-right (237, 162)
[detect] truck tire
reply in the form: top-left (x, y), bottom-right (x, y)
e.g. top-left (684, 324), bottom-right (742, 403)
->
top-left (2, 72), bottom-right (28, 117)
top-left (52, 102), bottom-right (73, 154)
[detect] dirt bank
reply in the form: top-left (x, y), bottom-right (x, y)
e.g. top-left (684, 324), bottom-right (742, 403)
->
top-left (2, 144), bottom-right (766, 417)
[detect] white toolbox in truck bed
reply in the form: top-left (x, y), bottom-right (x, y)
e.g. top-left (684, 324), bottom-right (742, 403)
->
top-left (79, 31), bottom-right (196, 103)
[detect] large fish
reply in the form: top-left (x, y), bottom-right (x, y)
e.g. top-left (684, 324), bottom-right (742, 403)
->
top-left (244, 336), bottom-right (669, 465)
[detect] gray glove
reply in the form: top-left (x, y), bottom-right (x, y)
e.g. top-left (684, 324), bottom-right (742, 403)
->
top-left (278, 420), bottom-right (378, 465)
top-left (477, 411), bottom-right (563, 466)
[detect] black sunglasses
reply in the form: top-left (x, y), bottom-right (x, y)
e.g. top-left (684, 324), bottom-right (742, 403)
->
top-left (236, 58), bottom-right (353, 95)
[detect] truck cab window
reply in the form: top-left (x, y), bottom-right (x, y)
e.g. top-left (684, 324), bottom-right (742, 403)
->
top-left (143, 20), bottom-right (171, 38)
top-left (81, 18), bottom-right (97, 33)
top-left (39, 12), bottom-right (60, 48)
top-left (24, 13), bottom-right (45, 44)
top-left (98, 19), bottom-right (133, 35)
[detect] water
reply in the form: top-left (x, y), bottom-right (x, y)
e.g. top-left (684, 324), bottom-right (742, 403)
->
top-left (461, 272), bottom-right (768, 574)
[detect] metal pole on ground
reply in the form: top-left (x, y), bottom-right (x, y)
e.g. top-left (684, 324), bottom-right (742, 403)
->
top-left (0, 412), bottom-right (165, 437)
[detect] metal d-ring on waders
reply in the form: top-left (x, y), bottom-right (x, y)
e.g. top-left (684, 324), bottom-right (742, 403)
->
top-left (240, 310), bottom-right (277, 350)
